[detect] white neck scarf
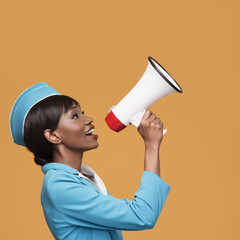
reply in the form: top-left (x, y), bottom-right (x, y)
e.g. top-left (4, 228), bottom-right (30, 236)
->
top-left (78, 164), bottom-right (108, 195)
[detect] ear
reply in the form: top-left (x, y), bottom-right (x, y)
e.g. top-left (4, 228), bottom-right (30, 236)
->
top-left (44, 129), bottom-right (62, 144)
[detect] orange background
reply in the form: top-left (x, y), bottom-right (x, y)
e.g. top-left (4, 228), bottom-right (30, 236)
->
top-left (1, 0), bottom-right (240, 239)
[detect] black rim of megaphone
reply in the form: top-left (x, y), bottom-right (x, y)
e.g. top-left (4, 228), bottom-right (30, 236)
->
top-left (148, 57), bottom-right (183, 93)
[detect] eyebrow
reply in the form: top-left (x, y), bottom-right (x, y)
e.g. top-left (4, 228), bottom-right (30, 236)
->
top-left (68, 105), bottom-right (81, 112)
top-left (70, 106), bottom-right (78, 110)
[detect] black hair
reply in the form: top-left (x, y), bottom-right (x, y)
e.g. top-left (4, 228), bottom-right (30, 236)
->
top-left (23, 94), bottom-right (80, 166)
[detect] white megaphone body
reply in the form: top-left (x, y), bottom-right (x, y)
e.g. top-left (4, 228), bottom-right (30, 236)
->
top-left (105, 56), bottom-right (183, 133)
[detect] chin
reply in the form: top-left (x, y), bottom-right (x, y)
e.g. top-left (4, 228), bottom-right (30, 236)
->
top-left (93, 142), bottom-right (99, 149)
top-left (83, 143), bottom-right (99, 152)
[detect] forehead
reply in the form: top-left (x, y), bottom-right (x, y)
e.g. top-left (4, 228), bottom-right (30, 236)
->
top-left (63, 103), bottom-right (81, 115)
top-left (69, 104), bottom-right (80, 110)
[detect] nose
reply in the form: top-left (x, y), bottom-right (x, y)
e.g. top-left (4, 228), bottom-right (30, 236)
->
top-left (85, 116), bottom-right (93, 125)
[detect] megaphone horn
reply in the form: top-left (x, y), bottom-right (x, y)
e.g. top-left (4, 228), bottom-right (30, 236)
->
top-left (105, 56), bottom-right (183, 133)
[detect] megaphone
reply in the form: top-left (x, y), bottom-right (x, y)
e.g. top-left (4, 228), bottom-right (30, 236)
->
top-left (105, 56), bottom-right (183, 133)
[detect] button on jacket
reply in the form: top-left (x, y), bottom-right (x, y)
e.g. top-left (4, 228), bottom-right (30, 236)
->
top-left (41, 163), bottom-right (171, 240)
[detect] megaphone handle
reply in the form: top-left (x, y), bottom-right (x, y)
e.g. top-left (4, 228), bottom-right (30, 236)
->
top-left (130, 109), bottom-right (167, 135)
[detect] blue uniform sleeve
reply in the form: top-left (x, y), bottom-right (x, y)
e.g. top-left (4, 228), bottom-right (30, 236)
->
top-left (46, 170), bottom-right (170, 231)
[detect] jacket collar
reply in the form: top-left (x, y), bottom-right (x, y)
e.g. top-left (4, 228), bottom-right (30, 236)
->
top-left (42, 162), bottom-right (110, 195)
top-left (42, 162), bottom-right (80, 175)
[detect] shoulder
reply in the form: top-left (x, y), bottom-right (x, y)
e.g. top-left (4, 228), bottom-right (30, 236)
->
top-left (42, 170), bottom-right (85, 200)
top-left (41, 169), bottom-right (101, 211)
top-left (43, 168), bottom-right (77, 183)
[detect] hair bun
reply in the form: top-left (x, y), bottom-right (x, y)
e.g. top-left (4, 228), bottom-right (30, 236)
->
top-left (34, 154), bottom-right (51, 166)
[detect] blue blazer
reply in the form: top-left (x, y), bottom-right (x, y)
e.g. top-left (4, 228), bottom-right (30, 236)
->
top-left (41, 163), bottom-right (170, 240)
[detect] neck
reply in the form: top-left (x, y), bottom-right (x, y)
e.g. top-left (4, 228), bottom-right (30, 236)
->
top-left (52, 145), bottom-right (83, 173)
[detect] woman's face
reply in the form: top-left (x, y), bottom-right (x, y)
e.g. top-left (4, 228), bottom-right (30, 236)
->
top-left (53, 103), bottom-right (98, 152)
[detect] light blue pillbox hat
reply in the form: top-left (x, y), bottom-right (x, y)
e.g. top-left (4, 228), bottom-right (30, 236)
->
top-left (10, 82), bottom-right (62, 146)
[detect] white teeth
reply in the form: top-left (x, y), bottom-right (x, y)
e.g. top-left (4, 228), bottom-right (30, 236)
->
top-left (86, 128), bottom-right (95, 135)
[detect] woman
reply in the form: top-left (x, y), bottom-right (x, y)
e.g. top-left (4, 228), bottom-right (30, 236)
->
top-left (10, 82), bottom-right (170, 240)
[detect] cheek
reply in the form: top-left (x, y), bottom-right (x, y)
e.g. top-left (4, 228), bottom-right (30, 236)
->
top-left (60, 122), bottom-right (85, 142)
top-left (69, 124), bottom-right (85, 137)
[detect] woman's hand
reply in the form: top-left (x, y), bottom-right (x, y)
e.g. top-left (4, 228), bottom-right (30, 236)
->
top-left (137, 109), bottom-right (164, 149)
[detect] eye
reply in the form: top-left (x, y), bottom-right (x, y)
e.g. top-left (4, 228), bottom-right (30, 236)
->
top-left (72, 113), bottom-right (79, 119)
top-left (81, 110), bottom-right (85, 115)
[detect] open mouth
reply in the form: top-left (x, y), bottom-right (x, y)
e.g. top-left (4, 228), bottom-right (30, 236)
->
top-left (86, 128), bottom-right (95, 136)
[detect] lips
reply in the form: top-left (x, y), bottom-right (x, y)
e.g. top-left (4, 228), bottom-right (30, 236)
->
top-left (85, 125), bottom-right (95, 135)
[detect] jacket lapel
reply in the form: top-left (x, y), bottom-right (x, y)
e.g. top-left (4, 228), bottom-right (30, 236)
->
top-left (80, 177), bottom-right (102, 194)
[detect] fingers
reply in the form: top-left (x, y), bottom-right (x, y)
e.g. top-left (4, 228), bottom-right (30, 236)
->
top-left (150, 117), bottom-right (163, 129)
top-left (143, 110), bottom-right (158, 122)
top-left (148, 113), bottom-right (156, 122)
top-left (149, 120), bottom-right (163, 129)
top-left (142, 109), bottom-right (157, 121)
top-left (153, 118), bottom-right (161, 124)
top-left (141, 109), bottom-right (152, 121)
top-left (141, 109), bottom-right (163, 128)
